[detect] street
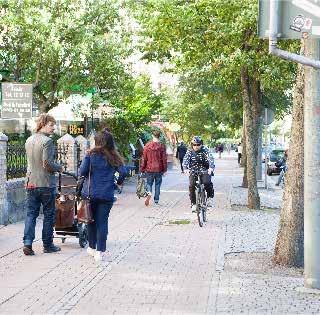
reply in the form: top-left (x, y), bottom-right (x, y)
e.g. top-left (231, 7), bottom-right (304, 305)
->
top-left (1, 154), bottom-right (319, 314)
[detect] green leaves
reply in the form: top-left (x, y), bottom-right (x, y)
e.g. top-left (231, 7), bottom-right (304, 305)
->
top-left (130, 0), bottom-right (298, 139)
top-left (0, 0), bottom-right (130, 112)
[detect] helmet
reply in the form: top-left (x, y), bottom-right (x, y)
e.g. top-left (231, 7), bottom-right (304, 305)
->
top-left (191, 136), bottom-right (203, 145)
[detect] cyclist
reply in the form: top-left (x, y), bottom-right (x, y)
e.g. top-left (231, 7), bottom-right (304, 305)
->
top-left (183, 136), bottom-right (215, 212)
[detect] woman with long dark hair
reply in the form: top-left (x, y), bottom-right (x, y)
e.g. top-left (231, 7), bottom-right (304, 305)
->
top-left (79, 131), bottom-right (127, 262)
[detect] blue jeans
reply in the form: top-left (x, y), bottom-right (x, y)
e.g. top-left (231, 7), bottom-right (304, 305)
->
top-left (87, 200), bottom-right (113, 252)
top-left (146, 172), bottom-right (163, 202)
top-left (23, 187), bottom-right (56, 247)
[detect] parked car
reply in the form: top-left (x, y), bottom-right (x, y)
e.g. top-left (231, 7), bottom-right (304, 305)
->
top-left (266, 149), bottom-right (285, 175)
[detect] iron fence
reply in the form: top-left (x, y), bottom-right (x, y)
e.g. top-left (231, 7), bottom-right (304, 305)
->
top-left (54, 143), bottom-right (69, 172)
top-left (6, 142), bottom-right (28, 180)
top-left (6, 142), bottom-right (82, 180)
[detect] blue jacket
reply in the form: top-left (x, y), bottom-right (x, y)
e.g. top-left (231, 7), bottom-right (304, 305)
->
top-left (79, 153), bottom-right (127, 202)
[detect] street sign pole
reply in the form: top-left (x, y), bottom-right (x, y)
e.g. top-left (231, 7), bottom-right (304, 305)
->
top-left (304, 39), bottom-right (320, 290)
top-left (264, 108), bottom-right (268, 189)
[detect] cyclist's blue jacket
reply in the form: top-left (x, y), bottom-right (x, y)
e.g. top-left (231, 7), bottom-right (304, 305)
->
top-left (183, 146), bottom-right (215, 173)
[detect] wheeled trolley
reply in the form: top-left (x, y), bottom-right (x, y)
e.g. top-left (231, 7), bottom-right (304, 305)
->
top-left (54, 171), bottom-right (88, 248)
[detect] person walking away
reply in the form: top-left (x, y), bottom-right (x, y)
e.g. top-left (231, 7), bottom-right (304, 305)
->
top-left (275, 149), bottom-right (288, 186)
top-left (237, 142), bottom-right (243, 165)
top-left (183, 136), bottom-right (215, 211)
top-left (176, 141), bottom-right (187, 173)
top-left (80, 131), bottom-right (127, 262)
top-left (218, 144), bottom-right (224, 158)
top-left (23, 114), bottom-right (63, 256)
top-left (140, 130), bottom-right (167, 206)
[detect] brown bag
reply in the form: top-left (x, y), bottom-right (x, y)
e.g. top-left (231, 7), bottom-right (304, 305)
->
top-left (55, 195), bottom-right (75, 228)
top-left (77, 160), bottom-right (94, 224)
top-left (77, 199), bottom-right (93, 224)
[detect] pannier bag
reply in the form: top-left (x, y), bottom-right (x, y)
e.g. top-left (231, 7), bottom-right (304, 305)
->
top-left (136, 174), bottom-right (148, 199)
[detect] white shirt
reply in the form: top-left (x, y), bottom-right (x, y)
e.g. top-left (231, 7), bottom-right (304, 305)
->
top-left (237, 145), bottom-right (243, 154)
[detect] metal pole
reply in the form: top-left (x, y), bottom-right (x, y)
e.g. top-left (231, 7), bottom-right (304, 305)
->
top-left (264, 108), bottom-right (268, 189)
top-left (304, 39), bottom-right (320, 289)
top-left (257, 120), bottom-right (262, 181)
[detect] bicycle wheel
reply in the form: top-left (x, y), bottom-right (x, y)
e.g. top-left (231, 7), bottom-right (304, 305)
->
top-left (196, 189), bottom-right (204, 227)
top-left (201, 191), bottom-right (207, 223)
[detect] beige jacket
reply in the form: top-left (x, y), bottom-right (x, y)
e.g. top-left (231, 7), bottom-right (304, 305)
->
top-left (25, 133), bottom-right (62, 188)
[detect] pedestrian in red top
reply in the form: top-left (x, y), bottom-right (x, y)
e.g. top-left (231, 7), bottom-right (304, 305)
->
top-left (140, 130), bottom-right (167, 206)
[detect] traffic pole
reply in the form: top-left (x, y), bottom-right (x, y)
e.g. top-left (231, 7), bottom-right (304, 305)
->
top-left (304, 39), bottom-right (320, 289)
top-left (264, 108), bottom-right (268, 189)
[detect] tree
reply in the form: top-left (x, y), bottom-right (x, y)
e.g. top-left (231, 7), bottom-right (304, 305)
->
top-left (273, 43), bottom-right (305, 267)
top-left (0, 0), bottom-right (131, 112)
top-left (100, 76), bottom-right (161, 157)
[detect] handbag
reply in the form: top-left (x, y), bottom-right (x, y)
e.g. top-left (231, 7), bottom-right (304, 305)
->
top-left (77, 160), bottom-right (94, 224)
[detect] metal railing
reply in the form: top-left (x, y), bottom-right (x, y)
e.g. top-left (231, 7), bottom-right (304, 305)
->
top-left (6, 142), bottom-right (82, 180)
top-left (6, 142), bottom-right (28, 180)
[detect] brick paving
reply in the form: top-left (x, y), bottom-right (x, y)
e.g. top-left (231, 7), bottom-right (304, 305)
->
top-left (0, 152), bottom-right (320, 314)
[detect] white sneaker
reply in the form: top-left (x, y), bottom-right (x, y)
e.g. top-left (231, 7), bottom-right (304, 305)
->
top-left (94, 250), bottom-right (106, 262)
top-left (207, 198), bottom-right (214, 208)
top-left (191, 204), bottom-right (197, 213)
top-left (86, 247), bottom-right (95, 257)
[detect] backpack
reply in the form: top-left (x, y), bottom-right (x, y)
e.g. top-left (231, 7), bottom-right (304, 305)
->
top-left (136, 175), bottom-right (148, 198)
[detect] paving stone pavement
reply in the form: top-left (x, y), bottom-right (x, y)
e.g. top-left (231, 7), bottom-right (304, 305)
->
top-left (0, 152), bottom-right (320, 314)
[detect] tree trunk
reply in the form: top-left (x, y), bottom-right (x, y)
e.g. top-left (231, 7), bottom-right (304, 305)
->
top-left (273, 43), bottom-right (305, 267)
top-left (240, 66), bottom-right (261, 209)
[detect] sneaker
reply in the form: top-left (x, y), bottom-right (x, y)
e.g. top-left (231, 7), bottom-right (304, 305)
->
top-left (94, 250), bottom-right (106, 262)
top-left (154, 200), bottom-right (159, 204)
top-left (87, 247), bottom-right (95, 257)
top-left (43, 244), bottom-right (61, 253)
top-left (207, 198), bottom-right (214, 208)
top-left (23, 245), bottom-right (35, 256)
top-left (191, 204), bottom-right (197, 213)
top-left (145, 193), bottom-right (152, 206)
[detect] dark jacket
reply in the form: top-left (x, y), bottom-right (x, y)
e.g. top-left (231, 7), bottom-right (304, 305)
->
top-left (140, 141), bottom-right (167, 173)
top-left (80, 153), bottom-right (127, 202)
top-left (176, 144), bottom-right (187, 160)
top-left (183, 147), bottom-right (215, 173)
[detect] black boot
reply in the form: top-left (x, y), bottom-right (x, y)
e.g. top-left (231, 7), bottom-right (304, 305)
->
top-left (23, 245), bottom-right (35, 256)
top-left (43, 244), bottom-right (61, 253)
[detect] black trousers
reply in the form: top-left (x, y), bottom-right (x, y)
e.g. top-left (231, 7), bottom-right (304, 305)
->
top-left (179, 158), bottom-right (184, 172)
top-left (238, 153), bottom-right (242, 164)
top-left (189, 173), bottom-right (214, 205)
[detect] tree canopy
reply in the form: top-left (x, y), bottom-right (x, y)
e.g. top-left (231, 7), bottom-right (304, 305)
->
top-left (130, 0), bottom-right (298, 139)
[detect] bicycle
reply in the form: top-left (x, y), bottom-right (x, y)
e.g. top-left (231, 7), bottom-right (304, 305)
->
top-left (194, 171), bottom-right (208, 227)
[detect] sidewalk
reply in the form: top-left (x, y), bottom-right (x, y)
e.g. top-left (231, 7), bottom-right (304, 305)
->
top-left (0, 153), bottom-right (319, 314)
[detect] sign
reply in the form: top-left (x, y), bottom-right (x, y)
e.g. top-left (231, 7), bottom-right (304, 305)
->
top-left (258, 0), bottom-right (320, 39)
top-left (1, 83), bottom-right (32, 118)
top-left (68, 124), bottom-right (84, 136)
